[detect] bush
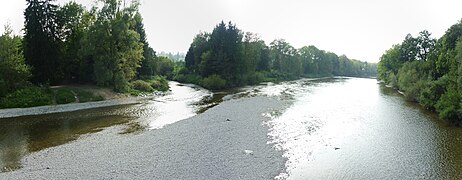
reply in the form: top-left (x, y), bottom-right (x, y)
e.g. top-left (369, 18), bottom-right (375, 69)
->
top-left (1, 86), bottom-right (52, 108)
top-left (56, 88), bottom-right (76, 104)
top-left (114, 72), bottom-right (130, 93)
top-left (435, 87), bottom-right (461, 123)
top-left (131, 80), bottom-right (154, 92)
top-left (174, 73), bottom-right (202, 85)
top-left (387, 72), bottom-right (398, 88)
top-left (419, 79), bottom-right (445, 110)
top-left (201, 74), bottom-right (227, 90)
top-left (150, 76), bottom-right (169, 92)
top-left (244, 72), bottom-right (265, 85)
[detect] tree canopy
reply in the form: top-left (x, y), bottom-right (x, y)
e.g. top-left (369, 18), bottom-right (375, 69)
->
top-left (378, 20), bottom-right (462, 125)
top-left (180, 21), bottom-right (377, 89)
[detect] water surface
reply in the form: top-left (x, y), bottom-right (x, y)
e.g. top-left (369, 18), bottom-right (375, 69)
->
top-left (0, 81), bottom-right (212, 172)
top-left (1, 78), bottom-right (461, 179)
top-left (258, 78), bottom-right (462, 179)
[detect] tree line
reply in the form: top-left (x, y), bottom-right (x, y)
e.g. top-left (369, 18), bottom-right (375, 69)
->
top-left (378, 20), bottom-right (462, 125)
top-left (1, 1), bottom-right (376, 108)
top-left (176, 21), bottom-right (377, 89)
top-left (1, 0), bottom-right (175, 101)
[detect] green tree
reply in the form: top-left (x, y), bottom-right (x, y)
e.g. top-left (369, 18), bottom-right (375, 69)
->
top-left (416, 30), bottom-right (436, 61)
top-left (400, 34), bottom-right (418, 62)
top-left (204, 21), bottom-right (244, 86)
top-left (88, 0), bottom-right (143, 92)
top-left (56, 2), bottom-right (86, 82)
top-left (157, 56), bottom-right (175, 78)
top-left (377, 44), bottom-right (402, 84)
top-left (24, 0), bottom-right (63, 84)
top-left (299, 45), bottom-right (324, 75)
top-left (0, 25), bottom-right (31, 97)
top-left (134, 12), bottom-right (157, 78)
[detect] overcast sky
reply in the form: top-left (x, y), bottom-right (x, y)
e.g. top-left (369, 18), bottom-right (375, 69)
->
top-left (1, 0), bottom-right (461, 62)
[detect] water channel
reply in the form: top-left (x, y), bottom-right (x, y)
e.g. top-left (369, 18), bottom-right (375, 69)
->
top-left (0, 78), bottom-right (461, 179)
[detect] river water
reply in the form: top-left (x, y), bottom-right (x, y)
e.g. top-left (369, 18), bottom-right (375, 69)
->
top-left (0, 78), bottom-right (461, 179)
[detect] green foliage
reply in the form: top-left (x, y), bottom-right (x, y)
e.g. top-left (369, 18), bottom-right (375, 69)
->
top-left (55, 88), bottom-right (76, 104)
top-left (1, 87), bottom-right (52, 108)
top-left (397, 61), bottom-right (427, 101)
top-left (57, 2), bottom-right (88, 82)
top-left (0, 0), bottom-right (169, 109)
top-left (131, 80), bottom-right (154, 92)
top-left (201, 75), bottom-right (227, 90)
top-left (182, 21), bottom-right (377, 90)
top-left (157, 56), bottom-right (175, 78)
top-left (114, 71), bottom-right (130, 93)
top-left (24, 0), bottom-right (63, 84)
top-left (135, 12), bottom-right (158, 78)
top-left (420, 78), bottom-right (446, 109)
top-left (378, 20), bottom-right (462, 125)
top-left (435, 86), bottom-right (461, 122)
top-left (0, 25), bottom-right (31, 97)
top-left (174, 73), bottom-right (203, 85)
top-left (87, 0), bottom-right (144, 92)
top-left (150, 76), bottom-right (169, 92)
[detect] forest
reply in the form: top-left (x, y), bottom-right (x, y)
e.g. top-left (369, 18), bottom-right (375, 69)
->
top-left (0, 0), bottom-right (172, 108)
top-left (0, 0), bottom-right (376, 109)
top-left (176, 21), bottom-right (377, 89)
top-left (378, 20), bottom-right (462, 125)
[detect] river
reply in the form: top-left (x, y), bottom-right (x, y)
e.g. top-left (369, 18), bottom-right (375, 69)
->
top-left (0, 78), bottom-right (461, 179)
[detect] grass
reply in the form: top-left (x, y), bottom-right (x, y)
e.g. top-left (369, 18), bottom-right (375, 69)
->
top-left (55, 88), bottom-right (76, 104)
top-left (131, 76), bottom-right (170, 96)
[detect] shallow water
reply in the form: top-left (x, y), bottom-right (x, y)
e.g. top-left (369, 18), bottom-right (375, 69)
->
top-left (0, 81), bottom-right (212, 172)
top-left (258, 78), bottom-right (462, 179)
top-left (1, 78), bottom-right (461, 179)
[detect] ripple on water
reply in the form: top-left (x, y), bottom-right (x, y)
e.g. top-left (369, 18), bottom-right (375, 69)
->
top-left (263, 78), bottom-right (462, 179)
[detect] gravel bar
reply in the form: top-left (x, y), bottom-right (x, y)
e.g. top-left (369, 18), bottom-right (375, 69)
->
top-left (1, 96), bottom-right (286, 179)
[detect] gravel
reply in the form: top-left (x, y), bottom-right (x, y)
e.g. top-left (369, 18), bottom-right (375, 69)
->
top-left (0, 96), bottom-right (286, 179)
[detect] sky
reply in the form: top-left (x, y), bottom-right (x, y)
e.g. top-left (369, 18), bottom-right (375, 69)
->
top-left (1, 0), bottom-right (462, 63)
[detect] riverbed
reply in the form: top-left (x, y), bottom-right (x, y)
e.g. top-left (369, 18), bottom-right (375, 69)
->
top-left (1, 78), bottom-right (461, 179)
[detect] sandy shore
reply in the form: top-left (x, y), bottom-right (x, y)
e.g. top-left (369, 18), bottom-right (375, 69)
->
top-left (0, 96), bottom-right (287, 179)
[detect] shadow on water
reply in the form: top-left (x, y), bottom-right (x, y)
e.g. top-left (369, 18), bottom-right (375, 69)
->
top-left (379, 84), bottom-right (448, 126)
top-left (0, 81), bottom-right (221, 172)
top-left (0, 104), bottom-right (136, 172)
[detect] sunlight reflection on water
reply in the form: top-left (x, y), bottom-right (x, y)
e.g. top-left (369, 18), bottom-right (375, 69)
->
top-left (130, 81), bottom-right (213, 130)
top-left (259, 78), bottom-right (462, 179)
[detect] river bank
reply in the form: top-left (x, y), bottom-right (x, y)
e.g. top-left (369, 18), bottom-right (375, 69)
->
top-left (0, 96), bottom-right (142, 119)
top-left (0, 96), bottom-right (287, 179)
top-left (0, 85), bottom-right (169, 119)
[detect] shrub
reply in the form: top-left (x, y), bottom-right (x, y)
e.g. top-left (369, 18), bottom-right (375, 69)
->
top-left (114, 72), bottom-right (130, 93)
top-left (419, 79), bottom-right (445, 110)
top-left (174, 73), bottom-right (202, 85)
top-left (201, 74), bottom-right (227, 90)
top-left (245, 72), bottom-right (265, 85)
top-left (1, 86), bottom-right (52, 108)
top-left (150, 76), bottom-right (169, 91)
top-left (131, 80), bottom-right (154, 92)
top-left (435, 87), bottom-right (461, 123)
top-left (56, 88), bottom-right (76, 104)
